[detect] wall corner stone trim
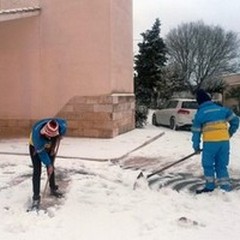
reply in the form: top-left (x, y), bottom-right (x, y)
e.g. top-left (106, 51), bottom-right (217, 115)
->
top-left (57, 94), bottom-right (135, 138)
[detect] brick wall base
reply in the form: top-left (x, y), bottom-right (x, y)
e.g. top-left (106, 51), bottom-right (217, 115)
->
top-left (0, 94), bottom-right (136, 138)
top-left (0, 119), bottom-right (34, 138)
top-left (58, 94), bottom-right (135, 138)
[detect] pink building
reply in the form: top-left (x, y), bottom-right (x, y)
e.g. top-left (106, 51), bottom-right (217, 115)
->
top-left (0, 0), bottom-right (135, 138)
top-left (222, 73), bottom-right (240, 110)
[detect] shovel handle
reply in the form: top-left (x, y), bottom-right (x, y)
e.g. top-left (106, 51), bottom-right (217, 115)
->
top-left (146, 151), bottom-right (200, 179)
top-left (42, 173), bottom-right (51, 198)
top-left (42, 137), bottom-right (61, 198)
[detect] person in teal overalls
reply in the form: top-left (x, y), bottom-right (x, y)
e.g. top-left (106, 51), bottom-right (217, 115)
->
top-left (192, 89), bottom-right (239, 194)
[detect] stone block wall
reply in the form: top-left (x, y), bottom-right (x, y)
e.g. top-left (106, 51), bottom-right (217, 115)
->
top-left (0, 94), bottom-right (135, 138)
top-left (0, 119), bottom-right (34, 138)
top-left (57, 94), bottom-right (135, 138)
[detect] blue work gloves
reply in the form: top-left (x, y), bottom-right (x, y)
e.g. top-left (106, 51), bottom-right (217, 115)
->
top-left (193, 145), bottom-right (201, 154)
top-left (194, 149), bottom-right (201, 154)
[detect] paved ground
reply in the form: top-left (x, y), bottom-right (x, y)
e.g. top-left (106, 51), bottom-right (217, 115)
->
top-left (1, 128), bottom-right (240, 194)
top-left (0, 128), bottom-right (164, 161)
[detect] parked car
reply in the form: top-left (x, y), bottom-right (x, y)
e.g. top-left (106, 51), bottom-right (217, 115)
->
top-left (152, 98), bottom-right (198, 130)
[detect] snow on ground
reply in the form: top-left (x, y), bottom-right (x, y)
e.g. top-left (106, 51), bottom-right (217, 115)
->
top-left (1, 117), bottom-right (240, 240)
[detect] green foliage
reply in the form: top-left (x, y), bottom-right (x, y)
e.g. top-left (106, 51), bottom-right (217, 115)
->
top-left (134, 18), bottom-right (167, 108)
top-left (134, 19), bottom-right (167, 126)
top-left (158, 64), bottom-right (189, 101)
top-left (135, 104), bottom-right (149, 128)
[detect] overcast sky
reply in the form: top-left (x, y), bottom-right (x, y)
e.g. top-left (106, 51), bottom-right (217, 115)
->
top-left (133, 0), bottom-right (240, 50)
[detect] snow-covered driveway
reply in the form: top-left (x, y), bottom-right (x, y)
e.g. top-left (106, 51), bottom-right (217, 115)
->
top-left (1, 125), bottom-right (240, 240)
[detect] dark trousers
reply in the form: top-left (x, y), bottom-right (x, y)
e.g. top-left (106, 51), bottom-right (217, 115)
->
top-left (29, 145), bottom-right (56, 200)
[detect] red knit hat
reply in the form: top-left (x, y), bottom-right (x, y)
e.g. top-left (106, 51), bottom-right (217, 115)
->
top-left (40, 120), bottom-right (59, 137)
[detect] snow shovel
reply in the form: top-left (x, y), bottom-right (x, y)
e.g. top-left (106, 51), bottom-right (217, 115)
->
top-left (133, 151), bottom-right (201, 190)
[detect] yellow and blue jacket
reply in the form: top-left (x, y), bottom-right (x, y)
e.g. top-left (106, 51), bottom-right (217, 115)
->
top-left (191, 101), bottom-right (239, 150)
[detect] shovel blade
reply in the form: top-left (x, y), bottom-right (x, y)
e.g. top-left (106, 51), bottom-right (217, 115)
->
top-left (133, 172), bottom-right (149, 190)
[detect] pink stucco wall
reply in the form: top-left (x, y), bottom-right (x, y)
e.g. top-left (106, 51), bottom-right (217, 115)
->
top-left (0, 0), bottom-right (133, 120)
top-left (0, 17), bottom-right (41, 118)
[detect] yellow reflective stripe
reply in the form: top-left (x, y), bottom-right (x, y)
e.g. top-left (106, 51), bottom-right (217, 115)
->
top-left (202, 122), bottom-right (227, 132)
top-left (202, 122), bottom-right (229, 141)
top-left (203, 129), bottom-right (229, 141)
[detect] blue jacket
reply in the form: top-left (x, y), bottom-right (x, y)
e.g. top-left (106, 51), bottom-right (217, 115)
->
top-left (29, 118), bottom-right (67, 166)
top-left (191, 101), bottom-right (239, 151)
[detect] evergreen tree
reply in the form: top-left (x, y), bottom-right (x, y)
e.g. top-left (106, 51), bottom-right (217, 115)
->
top-left (159, 64), bottom-right (188, 102)
top-left (134, 18), bottom-right (167, 108)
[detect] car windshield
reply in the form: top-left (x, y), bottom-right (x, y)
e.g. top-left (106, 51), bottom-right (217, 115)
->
top-left (182, 101), bottom-right (198, 109)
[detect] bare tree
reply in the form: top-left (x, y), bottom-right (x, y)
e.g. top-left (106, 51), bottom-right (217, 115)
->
top-left (166, 21), bottom-right (240, 93)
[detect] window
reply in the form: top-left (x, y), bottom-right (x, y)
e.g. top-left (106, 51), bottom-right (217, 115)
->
top-left (182, 101), bottom-right (198, 109)
top-left (166, 101), bottom-right (178, 109)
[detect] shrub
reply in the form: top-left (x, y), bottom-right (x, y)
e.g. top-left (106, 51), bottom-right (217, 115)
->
top-left (135, 104), bottom-right (149, 128)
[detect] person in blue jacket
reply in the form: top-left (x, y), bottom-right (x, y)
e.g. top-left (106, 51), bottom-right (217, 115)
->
top-left (29, 118), bottom-right (67, 207)
top-left (192, 89), bottom-right (239, 194)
